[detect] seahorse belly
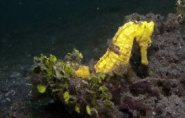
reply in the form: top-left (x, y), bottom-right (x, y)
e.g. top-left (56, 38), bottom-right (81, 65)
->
top-left (94, 22), bottom-right (137, 73)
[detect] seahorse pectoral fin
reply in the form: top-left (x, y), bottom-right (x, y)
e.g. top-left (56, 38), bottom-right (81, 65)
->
top-left (140, 46), bottom-right (148, 65)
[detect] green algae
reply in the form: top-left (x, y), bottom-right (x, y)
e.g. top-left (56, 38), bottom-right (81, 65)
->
top-left (31, 49), bottom-right (114, 117)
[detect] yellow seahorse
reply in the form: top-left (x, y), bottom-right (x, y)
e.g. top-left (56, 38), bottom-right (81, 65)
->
top-left (75, 21), bottom-right (155, 78)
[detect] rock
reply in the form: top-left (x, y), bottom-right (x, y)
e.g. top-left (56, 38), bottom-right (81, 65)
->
top-left (5, 90), bottom-right (16, 97)
top-left (6, 97), bottom-right (11, 102)
top-left (0, 94), bottom-right (3, 100)
top-left (12, 112), bottom-right (17, 118)
top-left (10, 72), bottom-right (21, 78)
top-left (156, 95), bottom-right (185, 117)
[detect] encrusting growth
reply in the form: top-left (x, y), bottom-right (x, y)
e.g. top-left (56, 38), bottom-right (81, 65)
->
top-left (75, 21), bottom-right (155, 78)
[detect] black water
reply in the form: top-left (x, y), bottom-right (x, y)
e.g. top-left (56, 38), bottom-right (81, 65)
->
top-left (0, 0), bottom-right (175, 74)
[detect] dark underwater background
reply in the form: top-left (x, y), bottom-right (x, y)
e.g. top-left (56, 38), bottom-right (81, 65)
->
top-left (0, 0), bottom-right (175, 76)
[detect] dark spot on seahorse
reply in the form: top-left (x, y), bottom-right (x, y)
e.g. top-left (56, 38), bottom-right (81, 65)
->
top-left (109, 43), bottom-right (121, 55)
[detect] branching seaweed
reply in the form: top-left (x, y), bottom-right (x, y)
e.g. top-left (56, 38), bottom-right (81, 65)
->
top-left (31, 49), bottom-right (114, 117)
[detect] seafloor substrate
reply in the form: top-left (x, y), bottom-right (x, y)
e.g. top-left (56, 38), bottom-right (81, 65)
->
top-left (109, 13), bottom-right (185, 118)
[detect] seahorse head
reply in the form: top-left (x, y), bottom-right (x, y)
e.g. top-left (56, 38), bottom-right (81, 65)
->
top-left (137, 21), bottom-right (155, 47)
top-left (136, 21), bottom-right (155, 65)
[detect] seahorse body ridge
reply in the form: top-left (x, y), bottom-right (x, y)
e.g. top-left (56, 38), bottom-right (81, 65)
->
top-left (75, 21), bottom-right (155, 78)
